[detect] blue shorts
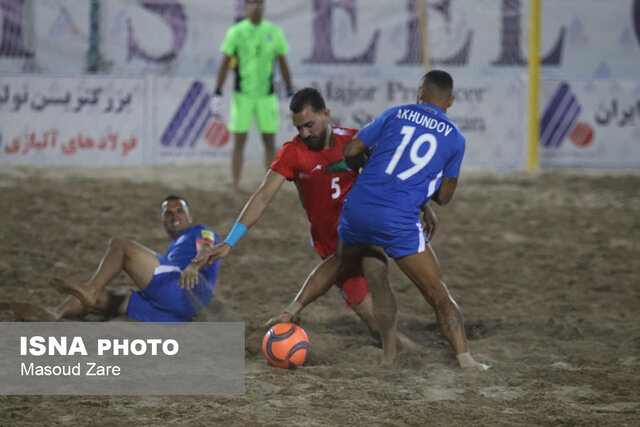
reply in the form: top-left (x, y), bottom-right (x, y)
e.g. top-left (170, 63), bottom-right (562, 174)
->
top-left (338, 205), bottom-right (428, 259)
top-left (126, 265), bottom-right (211, 322)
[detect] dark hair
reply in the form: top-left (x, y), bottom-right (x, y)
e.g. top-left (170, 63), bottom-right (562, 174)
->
top-left (421, 70), bottom-right (454, 100)
top-left (289, 87), bottom-right (326, 114)
top-left (161, 195), bottom-right (189, 209)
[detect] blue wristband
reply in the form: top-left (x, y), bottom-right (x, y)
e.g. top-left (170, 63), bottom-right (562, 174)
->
top-left (224, 222), bottom-right (248, 246)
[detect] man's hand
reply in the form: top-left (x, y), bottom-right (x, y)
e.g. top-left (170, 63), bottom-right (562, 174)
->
top-left (179, 263), bottom-right (200, 290)
top-left (264, 300), bottom-right (302, 327)
top-left (210, 91), bottom-right (223, 115)
top-left (264, 312), bottom-right (293, 328)
top-left (191, 242), bottom-right (231, 265)
top-left (345, 148), bottom-right (370, 172)
top-left (421, 203), bottom-right (438, 241)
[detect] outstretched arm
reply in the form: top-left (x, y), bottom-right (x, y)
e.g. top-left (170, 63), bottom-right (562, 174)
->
top-left (193, 170), bottom-right (287, 264)
top-left (235, 170), bottom-right (287, 228)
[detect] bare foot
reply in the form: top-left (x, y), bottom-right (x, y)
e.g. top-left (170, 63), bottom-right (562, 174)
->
top-left (381, 357), bottom-right (395, 366)
top-left (11, 301), bottom-right (60, 321)
top-left (456, 352), bottom-right (491, 371)
top-left (49, 278), bottom-right (96, 307)
top-left (461, 361), bottom-right (491, 371)
top-left (460, 360), bottom-right (491, 371)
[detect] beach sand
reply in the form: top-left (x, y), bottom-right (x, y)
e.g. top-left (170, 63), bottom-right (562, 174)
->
top-left (1, 164), bottom-right (638, 426)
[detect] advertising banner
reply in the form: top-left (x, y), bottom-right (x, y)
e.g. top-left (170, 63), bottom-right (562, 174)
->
top-left (0, 75), bottom-right (145, 166)
top-left (1, 0), bottom-right (639, 169)
top-left (1, 0), bottom-right (639, 79)
top-left (0, 74), bottom-right (527, 170)
top-left (540, 80), bottom-right (640, 169)
top-left (9, 74), bottom-right (639, 171)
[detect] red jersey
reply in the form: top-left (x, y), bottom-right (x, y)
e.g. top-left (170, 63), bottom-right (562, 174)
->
top-left (271, 127), bottom-right (358, 257)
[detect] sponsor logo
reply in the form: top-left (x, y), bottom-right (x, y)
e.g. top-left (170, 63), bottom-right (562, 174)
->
top-left (161, 81), bottom-right (229, 149)
top-left (540, 82), bottom-right (594, 148)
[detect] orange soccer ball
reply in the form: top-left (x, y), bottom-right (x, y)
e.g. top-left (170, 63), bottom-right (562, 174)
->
top-left (262, 323), bottom-right (310, 369)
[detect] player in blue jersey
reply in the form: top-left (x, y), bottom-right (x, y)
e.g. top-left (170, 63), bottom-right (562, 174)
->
top-left (268, 70), bottom-right (489, 370)
top-left (11, 196), bottom-right (220, 322)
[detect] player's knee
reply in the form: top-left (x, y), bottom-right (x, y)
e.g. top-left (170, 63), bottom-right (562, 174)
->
top-left (108, 236), bottom-right (125, 249)
top-left (425, 273), bottom-right (444, 291)
top-left (108, 236), bottom-right (136, 253)
top-left (421, 279), bottom-right (449, 303)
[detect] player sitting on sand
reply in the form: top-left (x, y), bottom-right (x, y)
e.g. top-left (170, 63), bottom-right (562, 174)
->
top-left (12, 196), bottom-right (219, 322)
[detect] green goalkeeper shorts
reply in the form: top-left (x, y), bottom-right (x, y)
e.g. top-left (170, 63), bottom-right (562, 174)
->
top-left (228, 92), bottom-right (280, 134)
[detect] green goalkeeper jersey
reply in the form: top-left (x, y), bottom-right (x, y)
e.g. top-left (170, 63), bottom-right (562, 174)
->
top-left (221, 18), bottom-right (290, 97)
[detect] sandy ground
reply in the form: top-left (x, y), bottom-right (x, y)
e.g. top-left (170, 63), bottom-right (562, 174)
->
top-left (0, 164), bottom-right (639, 426)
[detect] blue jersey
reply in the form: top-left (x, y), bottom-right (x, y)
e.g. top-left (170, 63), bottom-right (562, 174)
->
top-left (345, 103), bottom-right (465, 221)
top-left (158, 225), bottom-right (220, 285)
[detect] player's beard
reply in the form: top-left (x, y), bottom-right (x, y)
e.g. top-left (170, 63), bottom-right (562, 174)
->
top-left (303, 128), bottom-right (327, 151)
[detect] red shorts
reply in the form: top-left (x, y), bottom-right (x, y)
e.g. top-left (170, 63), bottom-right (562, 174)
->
top-left (336, 275), bottom-right (369, 308)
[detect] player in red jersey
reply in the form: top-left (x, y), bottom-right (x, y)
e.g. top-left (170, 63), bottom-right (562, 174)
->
top-left (201, 88), bottom-right (425, 347)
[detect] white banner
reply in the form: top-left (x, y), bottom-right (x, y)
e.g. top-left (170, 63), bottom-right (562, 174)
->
top-left (540, 80), bottom-right (640, 169)
top-left (1, 0), bottom-right (639, 79)
top-left (6, 74), bottom-right (639, 170)
top-left (0, 74), bottom-right (528, 170)
top-left (0, 75), bottom-right (145, 166)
